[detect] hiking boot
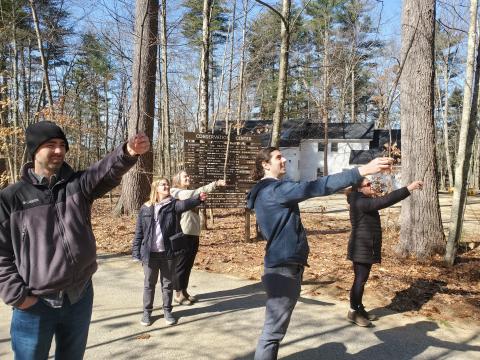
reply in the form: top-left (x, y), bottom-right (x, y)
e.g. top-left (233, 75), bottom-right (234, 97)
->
top-left (174, 292), bottom-right (193, 305)
top-left (164, 311), bottom-right (177, 326)
top-left (140, 311), bottom-right (152, 326)
top-left (347, 309), bottom-right (372, 327)
top-left (358, 306), bottom-right (378, 321)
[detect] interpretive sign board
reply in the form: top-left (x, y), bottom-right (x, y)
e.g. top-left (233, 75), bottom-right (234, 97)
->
top-left (184, 132), bottom-right (262, 208)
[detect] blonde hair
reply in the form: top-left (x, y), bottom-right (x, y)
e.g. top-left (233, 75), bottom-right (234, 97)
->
top-left (172, 170), bottom-right (187, 189)
top-left (145, 177), bottom-right (170, 206)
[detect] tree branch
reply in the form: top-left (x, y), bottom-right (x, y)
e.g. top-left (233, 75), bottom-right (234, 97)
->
top-left (253, 0), bottom-right (288, 29)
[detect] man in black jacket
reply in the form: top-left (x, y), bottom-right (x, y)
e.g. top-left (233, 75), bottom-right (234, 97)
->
top-left (0, 121), bottom-right (150, 359)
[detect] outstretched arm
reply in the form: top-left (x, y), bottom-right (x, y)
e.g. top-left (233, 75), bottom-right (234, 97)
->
top-left (275, 168), bottom-right (363, 204)
top-left (174, 194), bottom-right (205, 213)
top-left (172, 180), bottom-right (225, 200)
top-left (80, 133), bottom-right (150, 200)
top-left (353, 187), bottom-right (411, 212)
top-left (274, 157), bottom-right (395, 205)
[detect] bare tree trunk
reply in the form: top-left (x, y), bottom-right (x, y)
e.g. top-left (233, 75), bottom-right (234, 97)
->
top-left (442, 76), bottom-right (454, 188)
top-left (104, 79), bottom-right (109, 156)
top-left (160, 0), bottom-right (171, 177)
top-left (445, 0), bottom-right (480, 265)
top-left (199, 0), bottom-right (213, 132)
top-left (322, 15), bottom-right (330, 176)
top-left (211, 22), bottom-right (230, 132)
top-left (29, 0), bottom-right (54, 117)
top-left (351, 66), bottom-right (355, 123)
top-left (156, 44), bottom-right (164, 176)
top-left (398, 0), bottom-right (445, 259)
top-left (11, 19), bottom-right (19, 180)
top-left (199, 0), bottom-right (213, 229)
top-left (21, 41), bottom-right (31, 128)
top-left (236, 0), bottom-right (249, 134)
top-left (271, 0), bottom-right (291, 147)
top-left (115, 0), bottom-right (158, 216)
top-left (225, 1), bottom-right (236, 132)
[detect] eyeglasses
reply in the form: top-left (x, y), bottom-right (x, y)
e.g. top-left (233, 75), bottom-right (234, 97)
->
top-left (361, 182), bottom-right (372, 188)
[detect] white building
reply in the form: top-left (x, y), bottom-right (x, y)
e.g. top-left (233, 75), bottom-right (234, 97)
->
top-left (220, 120), bottom-right (401, 182)
top-left (272, 122), bottom-right (400, 182)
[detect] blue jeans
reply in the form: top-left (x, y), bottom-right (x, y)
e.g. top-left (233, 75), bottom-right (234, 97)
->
top-left (10, 283), bottom-right (94, 360)
top-left (254, 264), bottom-right (304, 360)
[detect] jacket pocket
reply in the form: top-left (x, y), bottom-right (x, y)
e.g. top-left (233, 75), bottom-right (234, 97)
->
top-left (19, 228), bottom-right (31, 285)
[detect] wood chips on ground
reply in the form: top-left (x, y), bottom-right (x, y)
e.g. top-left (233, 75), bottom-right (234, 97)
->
top-left (93, 198), bottom-right (480, 325)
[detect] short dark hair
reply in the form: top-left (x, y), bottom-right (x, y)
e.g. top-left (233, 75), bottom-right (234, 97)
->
top-left (345, 176), bottom-right (366, 197)
top-left (252, 147), bottom-right (278, 181)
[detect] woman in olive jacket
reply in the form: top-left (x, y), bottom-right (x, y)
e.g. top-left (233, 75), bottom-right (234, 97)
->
top-left (170, 170), bottom-right (226, 304)
top-left (346, 177), bottom-right (423, 327)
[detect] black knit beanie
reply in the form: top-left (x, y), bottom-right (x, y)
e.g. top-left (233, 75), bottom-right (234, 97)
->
top-left (25, 121), bottom-right (69, 160)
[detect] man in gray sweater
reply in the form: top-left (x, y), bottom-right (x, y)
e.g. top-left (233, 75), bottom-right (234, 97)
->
top-left (0, 121), bottom-right (149, 359)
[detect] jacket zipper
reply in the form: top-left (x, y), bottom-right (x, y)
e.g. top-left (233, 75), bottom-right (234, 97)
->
top-left (51, 181), bottom-right (76, 267)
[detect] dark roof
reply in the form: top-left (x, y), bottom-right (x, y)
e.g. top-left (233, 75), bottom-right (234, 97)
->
top-left (302, 122), bottom-right (375, 140)
top-left (213, 120), bottom-right (398, 151)
top-left (349, 150), bottom-right (382, 165)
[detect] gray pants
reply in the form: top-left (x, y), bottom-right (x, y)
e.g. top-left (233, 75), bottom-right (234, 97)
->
top-left (143, 252), bottom-right (175, 313)
top-left (254, 264), bottom-right (304, 360)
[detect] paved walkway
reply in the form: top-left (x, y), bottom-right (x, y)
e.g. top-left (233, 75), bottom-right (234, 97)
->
top-left (1, 255), bottom-right (479, 359)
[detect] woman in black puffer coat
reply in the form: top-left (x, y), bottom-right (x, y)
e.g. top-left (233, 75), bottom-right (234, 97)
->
top-left (346, 176), bottom-right (423, 327)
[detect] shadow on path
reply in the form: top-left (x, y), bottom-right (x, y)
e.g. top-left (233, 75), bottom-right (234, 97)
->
top-left (279, 320), bottom-right (480, 360)
top-left (386, 279), bottom-right (447, 313)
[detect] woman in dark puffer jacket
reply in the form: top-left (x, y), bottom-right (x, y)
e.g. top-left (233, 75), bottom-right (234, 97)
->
top-left (346, 176), bottom-right (423, 327)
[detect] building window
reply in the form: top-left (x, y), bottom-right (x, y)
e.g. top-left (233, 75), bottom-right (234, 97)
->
top-left (318, 142), bottom-right (325, 152)
top-left (317, 168), bottom-right (323, 177)
top-left (331, 143), bottom-right (338, 152)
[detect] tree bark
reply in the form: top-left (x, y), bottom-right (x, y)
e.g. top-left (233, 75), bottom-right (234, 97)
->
top-left (199, 0), bottom-right (213, 133)
top-left (199, 0), bottom-right (213, 229)
top-left (160, 0), bottom-right (171, 177)
top-left (270, 0), bottom-right (291, 147)
top-left (236, 0), bottom-right (249, 134)
top-left (445, 0), bottom-right (480, 265)
top-left (398, 0), bottom-right (444, 259)
top-left (115, 0), bottom-right (158, 216)
top-left (225, 1), bottom-right (236, 132)
top-left (322, 12), bottom-right (330, 175)
top-left (29, 0), bottom-right (54, 118)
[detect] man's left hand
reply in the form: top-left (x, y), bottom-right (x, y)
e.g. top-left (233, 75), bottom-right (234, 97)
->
top-left (127, 133), bottom-right (150, 156)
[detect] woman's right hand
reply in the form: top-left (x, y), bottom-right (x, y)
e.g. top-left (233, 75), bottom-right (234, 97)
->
top-left (407, 180), bottom-right (423, 192)
top-left (358, 157), bottom-right (394, 176)
top-left (199, 192), bottom-right (207, 201)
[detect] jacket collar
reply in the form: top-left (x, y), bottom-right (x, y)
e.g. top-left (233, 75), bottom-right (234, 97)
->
top-left (21, 161), bottom-right (74, 186)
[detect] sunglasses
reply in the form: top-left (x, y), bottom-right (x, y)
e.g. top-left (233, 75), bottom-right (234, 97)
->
top-left (361, 182), bottom-right (372, 188)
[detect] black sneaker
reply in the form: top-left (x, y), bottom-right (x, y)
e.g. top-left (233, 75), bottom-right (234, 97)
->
top-left (164, 311), bottom-right (177, 326)
top-left (140, 311), bottom-right (152, 326)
